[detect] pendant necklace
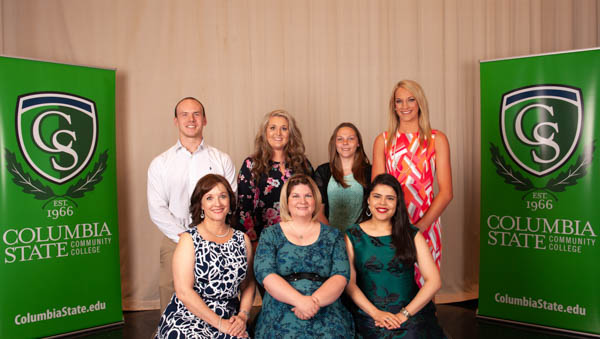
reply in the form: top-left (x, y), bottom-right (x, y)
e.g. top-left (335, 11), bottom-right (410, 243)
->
top-left (292, 222), bottom-right (318, 242)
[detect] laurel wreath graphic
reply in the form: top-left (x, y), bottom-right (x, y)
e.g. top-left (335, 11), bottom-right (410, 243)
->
top-left (490, 141), bottom-right (595, 200)
top-left (4, 148), bottom-right (108, 208)
top-left (490, 143), bottom-right (534, 191)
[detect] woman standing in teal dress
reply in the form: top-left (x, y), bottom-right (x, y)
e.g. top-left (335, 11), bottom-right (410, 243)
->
top-left (345, 173), bottom-right (446, 338)
top-left (314, 122), bottom-right (371, 232)
top-left (253, 174), bottom-right (354, 338)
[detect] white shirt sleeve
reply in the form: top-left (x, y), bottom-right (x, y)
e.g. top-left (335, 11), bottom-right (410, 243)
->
top-left (222, 153), bottom-right (237, 193)
top-left (147, 158), bottom-right (187, 242)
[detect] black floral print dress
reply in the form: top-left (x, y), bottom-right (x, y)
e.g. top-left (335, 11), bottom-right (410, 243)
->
top-left (236, 157), bottom-right (313, 242)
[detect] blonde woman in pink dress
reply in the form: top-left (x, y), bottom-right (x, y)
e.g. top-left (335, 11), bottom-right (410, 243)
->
top-left (371, 80), bottom-right (453, 286)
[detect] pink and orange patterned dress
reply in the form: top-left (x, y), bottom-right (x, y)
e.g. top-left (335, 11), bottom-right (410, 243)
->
top-left (383, 130), bottom-right (441, 287)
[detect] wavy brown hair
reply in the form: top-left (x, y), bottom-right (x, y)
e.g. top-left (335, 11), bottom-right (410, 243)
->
top-left (250, 109), bottom-right (311, 182)
top-left (386, 80), bottom-right (432, 151)
top-left (328, 122), bottom-right (370, 188)
top-left (189, 174), bottom-right (236, 226)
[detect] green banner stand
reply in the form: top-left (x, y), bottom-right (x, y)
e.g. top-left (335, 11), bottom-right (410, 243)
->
top-left (0, 56), bottom-right (122, 338)
top-left (479, 48), bottom-right (600, 336)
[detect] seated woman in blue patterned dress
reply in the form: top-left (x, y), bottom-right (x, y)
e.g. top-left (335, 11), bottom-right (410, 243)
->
top-left (345, 173), bottom-right (446, 338)
top-left (253, 174), bottom-right (354, 338)
top-left (156, 174), bottom-right (255, 338)
top-left (314, 122), bottom-right (371, 231)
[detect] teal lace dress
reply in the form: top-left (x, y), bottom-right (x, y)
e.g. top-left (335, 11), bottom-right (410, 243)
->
top-left (346, 224), bottom-right (446, 339)
top-left (254, 223), bottom-right (354, 338)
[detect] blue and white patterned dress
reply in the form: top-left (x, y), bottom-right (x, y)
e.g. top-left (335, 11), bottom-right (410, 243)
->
top-left (156, 227), bottom-right (248, 339)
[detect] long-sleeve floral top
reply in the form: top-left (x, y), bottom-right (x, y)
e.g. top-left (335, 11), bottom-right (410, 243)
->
top-left (236, 157), bottom-right (313, 242)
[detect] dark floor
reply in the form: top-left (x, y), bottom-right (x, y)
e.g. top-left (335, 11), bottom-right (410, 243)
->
top-left (62, 300), bottom-right (595, 339)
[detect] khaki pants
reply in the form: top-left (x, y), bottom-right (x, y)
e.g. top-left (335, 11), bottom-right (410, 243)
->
top-left (159, 235), bottom-right (177, 312)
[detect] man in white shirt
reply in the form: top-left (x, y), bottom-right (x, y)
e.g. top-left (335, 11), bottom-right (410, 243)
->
top-left (147, 97), bottom-right (237, 311)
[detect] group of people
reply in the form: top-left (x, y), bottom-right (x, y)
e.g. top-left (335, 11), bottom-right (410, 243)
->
top-left (148, 79), bottom-right (453, 338)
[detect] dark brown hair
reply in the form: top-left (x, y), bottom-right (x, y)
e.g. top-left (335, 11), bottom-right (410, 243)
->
top-left (189, 174), bottom-right (236, 226)
top-left (328, 122), bottom-right (370, 188)
top-left (358, 173), bottom-right (416, 265)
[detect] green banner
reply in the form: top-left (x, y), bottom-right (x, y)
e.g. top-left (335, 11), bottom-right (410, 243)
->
top-left (479, 49), bottom-right (600, 336)
top-left (0, 56), bottom-right (122, 338)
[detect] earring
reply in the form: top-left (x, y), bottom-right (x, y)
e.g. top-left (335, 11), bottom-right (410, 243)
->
top-left (366, 207), bottom-right (372, 217)
top-left (201, 209), bottom-right (205, 218)
top-left (228, 210), bottom-right (232, 215)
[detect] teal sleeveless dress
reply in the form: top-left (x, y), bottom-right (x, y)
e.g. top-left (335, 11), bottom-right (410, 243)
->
top-left (345, 224), bottom-right (446, 338)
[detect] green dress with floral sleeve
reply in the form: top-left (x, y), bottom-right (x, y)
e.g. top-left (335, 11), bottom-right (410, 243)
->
top-left (346, 224), bottom-right (446, 339)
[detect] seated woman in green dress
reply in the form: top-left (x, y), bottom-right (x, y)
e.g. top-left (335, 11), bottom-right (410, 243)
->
top-left (253, 174), bottom-right (354, 338)
top-left (344, 173), bottom-right (446, 338)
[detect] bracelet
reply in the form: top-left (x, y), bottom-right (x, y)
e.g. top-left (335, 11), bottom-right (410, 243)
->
top-left (400, 307), bottom-right (412, 319)
top-left (239, 309), bottom-right (250, 319)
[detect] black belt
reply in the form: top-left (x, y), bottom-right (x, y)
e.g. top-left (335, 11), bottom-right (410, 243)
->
top-left (282, 272), bottom-right (327, 283)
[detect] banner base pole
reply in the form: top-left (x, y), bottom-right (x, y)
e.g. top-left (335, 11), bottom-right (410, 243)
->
top-left (43, 320), bottom-right (125, 338)
top-left (476, 312), bottom-right (600, 338)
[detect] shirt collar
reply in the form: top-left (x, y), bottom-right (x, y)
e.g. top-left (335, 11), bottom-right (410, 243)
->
top-left (176, 139), bottom-right (205, 154)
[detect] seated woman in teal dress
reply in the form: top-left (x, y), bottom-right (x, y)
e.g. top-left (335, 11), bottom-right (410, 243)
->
top-left (253, 174), bottom-right (354, 338)
top-left (345, 173), bottom-right (446, 338)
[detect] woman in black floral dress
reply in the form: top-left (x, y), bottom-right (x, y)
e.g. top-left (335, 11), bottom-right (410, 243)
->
top-left (236, 109), bottom-right (313, 244)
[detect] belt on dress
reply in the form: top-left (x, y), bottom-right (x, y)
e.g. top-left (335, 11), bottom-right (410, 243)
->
top-left (282, 272), bottom-right (327, 282)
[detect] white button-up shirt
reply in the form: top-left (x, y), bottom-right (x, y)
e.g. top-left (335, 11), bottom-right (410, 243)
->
top-left (147, 140), bottom-right (237, 242)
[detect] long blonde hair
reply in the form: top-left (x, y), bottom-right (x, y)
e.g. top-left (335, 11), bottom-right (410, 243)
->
top-left (250, 109), bottom-right (311, 181)
top-left (386, 80), bottom-right (432, 150)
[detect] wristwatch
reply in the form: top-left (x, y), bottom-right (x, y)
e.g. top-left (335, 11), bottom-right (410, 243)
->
top-left (400, 307), bottom-right (412, 319)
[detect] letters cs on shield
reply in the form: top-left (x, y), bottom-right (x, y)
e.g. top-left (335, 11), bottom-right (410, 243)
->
top-left (16, 92), bottom-right (98, 184)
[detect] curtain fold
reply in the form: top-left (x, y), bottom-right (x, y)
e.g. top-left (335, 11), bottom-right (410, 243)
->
top-left (2, 0), bottom-right (598, 309)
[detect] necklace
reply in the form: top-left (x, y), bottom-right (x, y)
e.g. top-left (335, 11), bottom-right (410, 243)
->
top-left (204, 225), bottom-right (231, 238)
top-left (291, 222), bottom-right (316, 240)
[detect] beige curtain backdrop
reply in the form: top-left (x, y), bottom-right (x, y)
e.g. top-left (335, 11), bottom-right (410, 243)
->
top-left (2, 0), bottom-right (599, 310)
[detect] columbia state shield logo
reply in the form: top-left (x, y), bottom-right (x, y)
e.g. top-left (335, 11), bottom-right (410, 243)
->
top-left (16, 92), bottom-right (98, 184)
top-left (500, 85), bottom-right (583, 177)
